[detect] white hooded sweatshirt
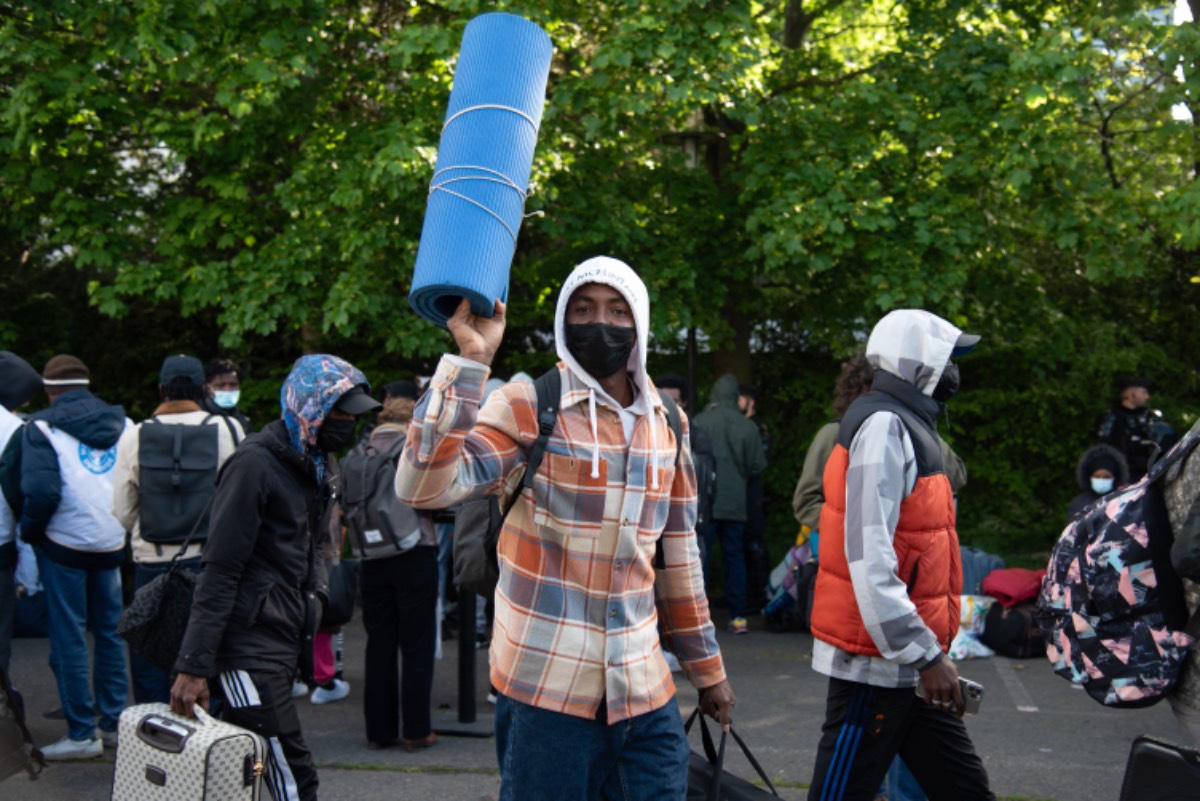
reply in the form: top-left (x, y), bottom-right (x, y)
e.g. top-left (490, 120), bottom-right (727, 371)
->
top-left (552, 256), bottom-right (662, 486)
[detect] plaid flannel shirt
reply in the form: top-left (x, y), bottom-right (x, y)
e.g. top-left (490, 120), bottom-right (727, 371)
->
top-left (395, 355), bottom-right (725, 722)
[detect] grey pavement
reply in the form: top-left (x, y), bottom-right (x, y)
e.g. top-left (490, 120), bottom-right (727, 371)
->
top-left (1, 608), bottom-right (1187, 800)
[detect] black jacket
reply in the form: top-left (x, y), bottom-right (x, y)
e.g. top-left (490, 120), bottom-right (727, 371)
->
top-left (175, 419), bottom-right (331, 677)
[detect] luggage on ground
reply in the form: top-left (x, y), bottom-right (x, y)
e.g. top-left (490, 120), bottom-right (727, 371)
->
top-left (959, 545), bottom-right (1005, 596)
top-left (1118, 735), bottom-right (1200, 801)
top-left (981, 567), bottom-right (1045, 608)
top-left (980, 601), bottom-right (1042, 659)
top-left (110, 703), bottom-right (266, 801)
top-left (0, 664), bottom-right (43, 782)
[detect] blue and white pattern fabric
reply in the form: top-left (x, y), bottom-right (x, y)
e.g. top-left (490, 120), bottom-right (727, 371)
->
top-left (280, 354), bottom-right (369, 482)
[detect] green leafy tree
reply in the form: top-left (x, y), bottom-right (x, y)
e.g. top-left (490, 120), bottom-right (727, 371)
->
top-left (3, 0), bottom-right (1197, 557)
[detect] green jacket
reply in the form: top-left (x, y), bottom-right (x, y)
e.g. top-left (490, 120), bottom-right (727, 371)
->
top-left (692, 375), bottom-right (767, 522)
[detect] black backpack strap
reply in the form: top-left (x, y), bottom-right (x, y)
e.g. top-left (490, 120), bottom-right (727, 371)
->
top-left (655, 391), bottom-right (684, 570)
top-left (660, 391), bottom-right (683, 467)
top-left (215, 413), bottom-right (241, 447)
top-left (520, 367), bottom-right (562, 493)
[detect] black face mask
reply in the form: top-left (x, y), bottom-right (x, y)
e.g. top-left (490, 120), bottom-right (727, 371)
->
top-left (317, 417), bottom-right (357, 453)
top-left (932, 362), bottom-right (960, 404)
top-left (565, 323), bottom-right (636, 380)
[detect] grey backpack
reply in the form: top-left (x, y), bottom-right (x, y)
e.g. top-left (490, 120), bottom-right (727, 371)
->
top-left (341, 434), bottom-right (422, 560)
top-left (137, 417), bottom-right (220, 544)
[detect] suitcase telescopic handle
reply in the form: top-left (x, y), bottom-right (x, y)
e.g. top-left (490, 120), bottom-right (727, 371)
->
top-left (137, 714), bottom-right (196, 754)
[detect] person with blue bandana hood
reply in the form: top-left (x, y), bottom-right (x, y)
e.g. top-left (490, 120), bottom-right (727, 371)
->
top-left (171, 354), bottom-right (379, 801)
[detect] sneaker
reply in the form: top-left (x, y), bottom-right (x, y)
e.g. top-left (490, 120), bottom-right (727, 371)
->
top-left (99, 729), bottom-right (118, 749)
top-left (663, 650), bottom-right (683, 673)
top-left (291, 680), bottom-right (309, 699)
top-left (310, 678), bottom-right (350, 705)
top-left (728, 616), bottom-right (749, 635)
top-left (41, 735), bottom-right (103, 761)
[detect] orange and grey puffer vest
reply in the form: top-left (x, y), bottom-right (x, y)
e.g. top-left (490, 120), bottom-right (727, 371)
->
top-left (810, 373), bottom-right (962, 655)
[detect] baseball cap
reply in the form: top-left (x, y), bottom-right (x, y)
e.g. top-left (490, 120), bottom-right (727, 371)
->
top-left (952, 332), bottom-right (981, 357)
top-left (334, 385), bottom-right (383, 416)
top-left (160, 355), bottom-right (205, 386)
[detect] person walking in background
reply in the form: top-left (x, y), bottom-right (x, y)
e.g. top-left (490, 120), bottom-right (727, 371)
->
top-left (738, 384), bottom-right (772, 616)
top-left (791, 352), bottom-right (875, 546)
top-left (0, 351), bottom-right (44, 682)
top-left (349, 394), bottom-right (440, 751)
top-left (1096, 375), bottom-right (1176, 479)
top-left (396, 256), bottom-right (735, 801)
top-left (1067, 445), bottom-right (1129, 522)
top-left (693, 374), bottom-right (767, 634)
top-left (807, 310), bottom-right (995, 801)
top-left (16, 355), bottom-right (131, 760)
top-left (170, 354), bottom-right (379, 801)
top-left (201, 357), bottom-right (253, 435)
top-left (111, 354), bottom-right (243, 704)
top-left (656, 374), bottom-right (716, 554)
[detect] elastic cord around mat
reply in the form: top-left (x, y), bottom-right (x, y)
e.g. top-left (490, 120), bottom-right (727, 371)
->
top-left (441, 103), bottom-right (540, 135)
top-left (428, 165), bottom-right (542, 243)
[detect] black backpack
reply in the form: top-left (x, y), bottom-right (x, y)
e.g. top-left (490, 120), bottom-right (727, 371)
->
top-left (980, 602), bottom-right (1043, 659)
top-left (137, 417), bottom-right (220, 545)
top-left (452, 368), bottom-right (683, 596)
top-left (690, 426), bottom-right (717, 527)
top-left (341, 433), bottom-right (422, 560)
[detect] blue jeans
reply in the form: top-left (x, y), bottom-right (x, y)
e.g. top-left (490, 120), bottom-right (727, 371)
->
top-left (130, 560), bottom-right (198, 704)
top-left (495, 694), bottom-right (689, 801)
top-left (36, 551), bottom-right (127, 741)
top-left (702, 520), bottom-right (747, 618)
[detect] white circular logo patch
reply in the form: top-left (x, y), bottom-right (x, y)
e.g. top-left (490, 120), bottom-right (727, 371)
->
top-left (78, 443), bottom-right (117, 475)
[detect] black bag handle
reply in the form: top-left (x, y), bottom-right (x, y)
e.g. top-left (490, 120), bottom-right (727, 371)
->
top-left (685, 706), bottom-right (781, 800)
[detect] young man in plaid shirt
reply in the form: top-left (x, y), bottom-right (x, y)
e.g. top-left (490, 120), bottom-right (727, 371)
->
top-left (396, 257), bottom-right (734, 800)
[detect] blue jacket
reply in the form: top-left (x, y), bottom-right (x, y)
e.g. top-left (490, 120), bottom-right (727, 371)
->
top-left (20, 390), bottom-right (126, 566)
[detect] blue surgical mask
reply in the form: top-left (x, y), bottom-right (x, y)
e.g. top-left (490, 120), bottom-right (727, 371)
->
top-left (1091, 476), bottom-right (1114, 495)
top-left (213, 390), bottom-right (240, 409)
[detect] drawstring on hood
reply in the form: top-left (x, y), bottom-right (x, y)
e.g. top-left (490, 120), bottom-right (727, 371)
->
top-left (280, 354), bottom-right (370, 482)
top-left (554, 256), bottom-right (661, 487)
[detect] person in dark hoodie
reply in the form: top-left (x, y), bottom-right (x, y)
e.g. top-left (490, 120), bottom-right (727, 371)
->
top-left (170, 354), bottom-right (379, 801)
top-left (692, 374), bottom-right (767, 634)
top-left (1067, 444), bottom-right (1129, 523)
top-left (16, 355), bottom-right (132, 760)
top-left (0, 351), bottom-right (44, 681)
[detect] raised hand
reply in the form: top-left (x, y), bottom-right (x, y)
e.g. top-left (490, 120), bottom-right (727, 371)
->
top-left (447, 298), bottom-right (506, 367)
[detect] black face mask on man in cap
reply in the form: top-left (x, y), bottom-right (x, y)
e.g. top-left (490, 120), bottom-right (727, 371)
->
top-left (565, 323), bottom-right (636, 380)
top-left (317, 417), bottom-right (358, 453)
top-left (933, 361), bottom-right (960, 404)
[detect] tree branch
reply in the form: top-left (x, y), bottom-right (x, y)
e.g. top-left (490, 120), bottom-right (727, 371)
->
top-left (767, 62), bottom-right (878, 99)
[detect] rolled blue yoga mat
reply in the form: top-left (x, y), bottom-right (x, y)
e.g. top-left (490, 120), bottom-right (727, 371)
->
top-left (409, 13), bottom-right (554, 328)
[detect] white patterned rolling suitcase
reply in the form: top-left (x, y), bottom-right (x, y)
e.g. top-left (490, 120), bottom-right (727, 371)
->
top-left (110, 703), bottom-right (266, 800)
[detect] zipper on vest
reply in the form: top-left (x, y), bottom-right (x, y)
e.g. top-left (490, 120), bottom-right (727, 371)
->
top-left (906, 561), bottom-right (920, 595)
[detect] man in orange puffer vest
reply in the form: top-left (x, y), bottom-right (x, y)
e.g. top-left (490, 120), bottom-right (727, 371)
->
top-left (805, 310), bottom-right (995, 801)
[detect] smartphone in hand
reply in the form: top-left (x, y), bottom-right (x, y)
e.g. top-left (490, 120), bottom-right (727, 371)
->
top-left (915, 677), bottom-right (985, 714)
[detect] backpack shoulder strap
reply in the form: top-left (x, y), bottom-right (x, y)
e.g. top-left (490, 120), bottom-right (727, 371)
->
top-left (654, 391), bottom-right (685, 571)
top-left (660, 391), bottom-right (682, 467)
top-left (215, 413), bottom-right (241, 447)
top-left (520, 367), bottom-right (561, 493)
